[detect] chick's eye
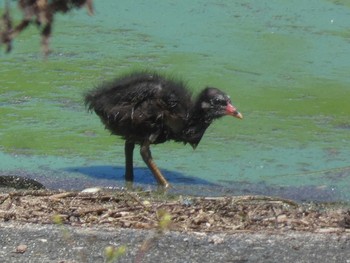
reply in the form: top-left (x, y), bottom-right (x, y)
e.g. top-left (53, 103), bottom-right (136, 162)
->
top-left (211, 98), bottom-right (225, 106)
top-left (209, 99), bottom-right (216, 105)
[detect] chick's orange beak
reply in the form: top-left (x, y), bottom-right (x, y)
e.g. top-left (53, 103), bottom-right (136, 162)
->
top-left (226, 103), bottom-right (243, 119)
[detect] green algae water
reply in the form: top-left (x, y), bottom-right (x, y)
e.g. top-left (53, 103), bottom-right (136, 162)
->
top-left (1, 0), bottom-right (349, 201)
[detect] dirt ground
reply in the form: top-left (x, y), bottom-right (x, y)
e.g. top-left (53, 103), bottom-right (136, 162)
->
top-left (1, 187), bottom-right (350, 234)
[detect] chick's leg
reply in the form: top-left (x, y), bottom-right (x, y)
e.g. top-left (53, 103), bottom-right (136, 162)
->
top-left (140, 141), bottom-right (170, 188)
top-left (124, 141), bottom-right (135, 182)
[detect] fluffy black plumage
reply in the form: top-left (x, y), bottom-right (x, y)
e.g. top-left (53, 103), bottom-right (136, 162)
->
top-left (85, 71), bottom-right (242, 187)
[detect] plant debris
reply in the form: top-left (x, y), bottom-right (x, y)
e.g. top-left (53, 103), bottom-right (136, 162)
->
top-left (1, 189), bottom-right (350, 233)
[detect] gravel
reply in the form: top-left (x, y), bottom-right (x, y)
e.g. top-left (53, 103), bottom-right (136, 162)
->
top-left (1, 222), bottom-right (350, 263)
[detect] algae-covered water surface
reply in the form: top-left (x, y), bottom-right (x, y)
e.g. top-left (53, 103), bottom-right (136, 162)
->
top-left (0, 0), bottom-right (349, 201)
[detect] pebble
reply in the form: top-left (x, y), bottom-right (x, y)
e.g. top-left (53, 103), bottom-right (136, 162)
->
top-left (15, 244), bottom-right (27, 254)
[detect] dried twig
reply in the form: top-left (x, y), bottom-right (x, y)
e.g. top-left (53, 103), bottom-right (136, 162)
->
top-left (49, 192), bottom-right (78, 200)
top-left (71, 207), bottom-right (108, 217)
